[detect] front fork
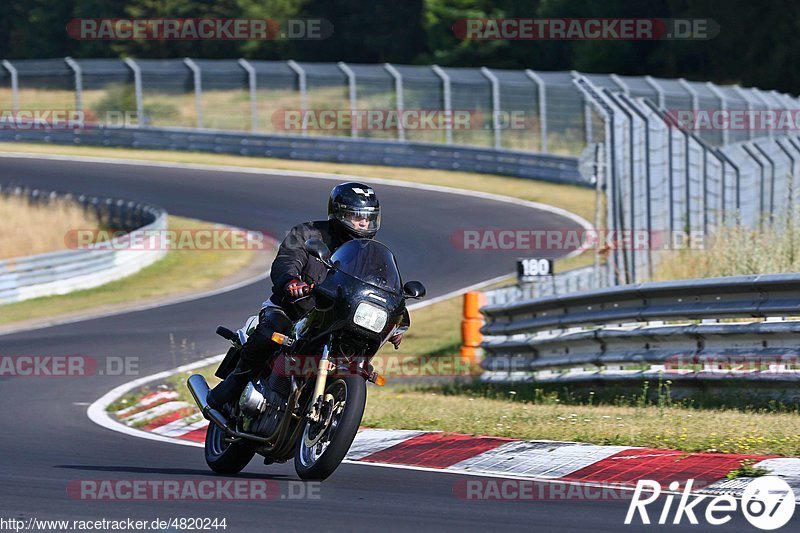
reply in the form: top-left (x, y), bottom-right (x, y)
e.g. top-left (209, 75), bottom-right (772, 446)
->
top-left (308, 343), bottom-right (334, 422)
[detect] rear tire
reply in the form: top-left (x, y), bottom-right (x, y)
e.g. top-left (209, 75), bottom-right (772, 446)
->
top-left (205, 421), bottom-right (255, 475)
top-left (294, 376), bottom-right (366, 481)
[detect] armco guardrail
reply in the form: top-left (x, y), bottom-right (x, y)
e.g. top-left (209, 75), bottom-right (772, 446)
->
top-left (0, 186), bottom-right (167, 304)
top-left (480, 273), bottom-right (800, 384)
top-left (0, 127), bottom-right (583, 186)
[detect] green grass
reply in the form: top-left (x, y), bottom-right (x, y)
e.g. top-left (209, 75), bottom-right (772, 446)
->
top-left (362, 381), bottom-right (800, 456)
top-left (0, 216), bottom-right (260, 326)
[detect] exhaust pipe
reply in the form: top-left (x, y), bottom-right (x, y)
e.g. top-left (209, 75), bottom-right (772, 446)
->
top-left (186, 374), bottom-right (273, 444)
top-left (186, 374), bottom-right (233, 433)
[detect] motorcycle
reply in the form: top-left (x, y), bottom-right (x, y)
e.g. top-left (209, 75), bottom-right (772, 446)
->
top-left (187, 238), bottom-right (425, 480)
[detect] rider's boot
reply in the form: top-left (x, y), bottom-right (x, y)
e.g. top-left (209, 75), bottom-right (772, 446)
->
top-left (206, 359), bottom-right (254, 410)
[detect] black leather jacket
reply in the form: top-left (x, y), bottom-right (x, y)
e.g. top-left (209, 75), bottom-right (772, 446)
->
top-left (267, 220), bottom-right (351, 320)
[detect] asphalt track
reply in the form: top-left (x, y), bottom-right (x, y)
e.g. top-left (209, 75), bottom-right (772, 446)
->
top-left (0, 155), bottom-right (772, 532)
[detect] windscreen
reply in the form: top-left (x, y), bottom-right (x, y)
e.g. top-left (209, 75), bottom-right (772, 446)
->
top-left (330, 239), bottom-right (402, 294)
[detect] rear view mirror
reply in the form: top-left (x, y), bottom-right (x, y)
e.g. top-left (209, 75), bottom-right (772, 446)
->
top-left (403, 281), bottom-right (426, 299)
top-left (305, 238), bottom-right (332, 267)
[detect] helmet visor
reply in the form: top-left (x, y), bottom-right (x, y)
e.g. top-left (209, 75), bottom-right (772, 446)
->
top-left (334, 207), bottom-right (381, 237)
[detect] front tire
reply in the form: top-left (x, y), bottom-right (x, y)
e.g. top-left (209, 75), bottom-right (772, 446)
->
top-left (294, 376), bottom-right (366, 480)
top-left (205, 421), bottom-right (255, 475)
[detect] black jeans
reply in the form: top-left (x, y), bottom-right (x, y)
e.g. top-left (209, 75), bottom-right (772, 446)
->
top-left (237, 306), bottom-right (293, 377)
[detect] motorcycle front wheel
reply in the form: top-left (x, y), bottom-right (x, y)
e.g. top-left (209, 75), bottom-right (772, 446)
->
top-left (294, 375), bottom-right (366, 480)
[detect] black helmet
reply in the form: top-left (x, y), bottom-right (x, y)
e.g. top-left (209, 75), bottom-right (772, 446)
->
top-left (328, 182), bottom-right (381, 239)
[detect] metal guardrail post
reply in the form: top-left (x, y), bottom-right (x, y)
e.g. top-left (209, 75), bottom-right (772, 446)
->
top-left (2, 60), bottom-right (19, 114)
top-left (123, 58), bottom-right (144, 127)
top-left (383, 63), bottom-right (405, 142)
top-left (480, 67), bottom-right (501, 149)
top-left (237, 59), bottom-right (258, 132)
top-left (742, 143), bottom-right (768, 228)
top-left (287, 60), bottom-right (308, 136)
top-left (431, 65), bottom-right (452, 145)
top-left (64, 57), bottom-right (83, 115)
top-left (525, 70), bottom-right (547, 153)
top-left (337, 62), bottom-right (358, 138)
top-left (706, 82), bottom-right (729, 145)
top-left (183, 58), bottom-right (203, 129)
top-left (645, 76), bottom-right (665, 109)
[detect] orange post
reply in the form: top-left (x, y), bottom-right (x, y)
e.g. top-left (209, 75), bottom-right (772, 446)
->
top-left (460, 291), bottom-right (487, 364)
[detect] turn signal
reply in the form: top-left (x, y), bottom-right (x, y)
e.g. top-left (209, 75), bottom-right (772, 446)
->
top-left (271, 332), bottom-right (293, 346)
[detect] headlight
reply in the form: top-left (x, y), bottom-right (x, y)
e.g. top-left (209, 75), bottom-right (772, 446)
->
top-left (353, 302), bottom-right (387, 333)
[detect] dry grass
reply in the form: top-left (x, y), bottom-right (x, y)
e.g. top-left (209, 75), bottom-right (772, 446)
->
top-left (656, 217), bottom-right (800, 280)
top-left (0, 216), bottom-right (261, 326)
top-left (0, 194), bottom-right (100, 259)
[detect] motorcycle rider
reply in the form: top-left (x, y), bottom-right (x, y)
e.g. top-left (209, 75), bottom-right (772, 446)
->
top-left (207, 182), bottom-right (406, 409)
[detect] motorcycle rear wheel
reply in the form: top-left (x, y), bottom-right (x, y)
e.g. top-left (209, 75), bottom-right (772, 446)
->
top-left (205, 420), bottom-right (256, 474)
top-left (294, 375), bottom-right (366, 480)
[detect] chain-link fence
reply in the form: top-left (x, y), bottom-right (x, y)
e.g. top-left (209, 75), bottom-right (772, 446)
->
top-left (3, 58), bottom-right (795, 156)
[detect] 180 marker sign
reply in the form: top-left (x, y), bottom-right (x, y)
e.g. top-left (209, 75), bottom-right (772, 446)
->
top-left (517, 258), bottom-right (553, 282)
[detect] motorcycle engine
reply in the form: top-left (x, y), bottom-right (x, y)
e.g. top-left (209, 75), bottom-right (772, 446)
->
top-left (239, 376), bottom-right (290, 437)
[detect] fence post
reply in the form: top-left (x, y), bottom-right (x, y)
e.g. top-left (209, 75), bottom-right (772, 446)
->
top-left (678, 79), bottom-right (699, 112)
top-left (337, 62), bottom-right (358, 138)
top-left (183, 58), bottom-right (203, 129)
top-left (384, 63), bottom-right (405, 142)
top-left (2, 60), bottom-right (19, 114)
top-left (776, 138), bottom-right (797, 224)
top-left (610, 74), bottom-right (629, 95)
top-left (480, 67), bottom-right (501, 149)
top-left (605, 89), bottom-right (637, 282)
top-left (431, 65), bottom-right (452, 145)
top-left (706, 82), bottom-right (729, 145)
top-left (64, 57), bottom-right (83, 116)
top-left (732, 85), bottom-right (755, 140)
top-left (525, 69), bottom-right (547, 153)
top-left (570, 70), bottom-right (595, 145)
top-left (742, 144), bottom-right (767, 228)
top-left (618, 92), bottom-right (654, 280)
top-left (123, 58), bottom-right (143, 127)
top-left (645, 76), bottom-right (665, 109)
top-left (752, 142), bottom-right (777, 221)
top-left (287, 60), bottom-right (308, 136)
top-left (237, 59), bottom-right (258, 132)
